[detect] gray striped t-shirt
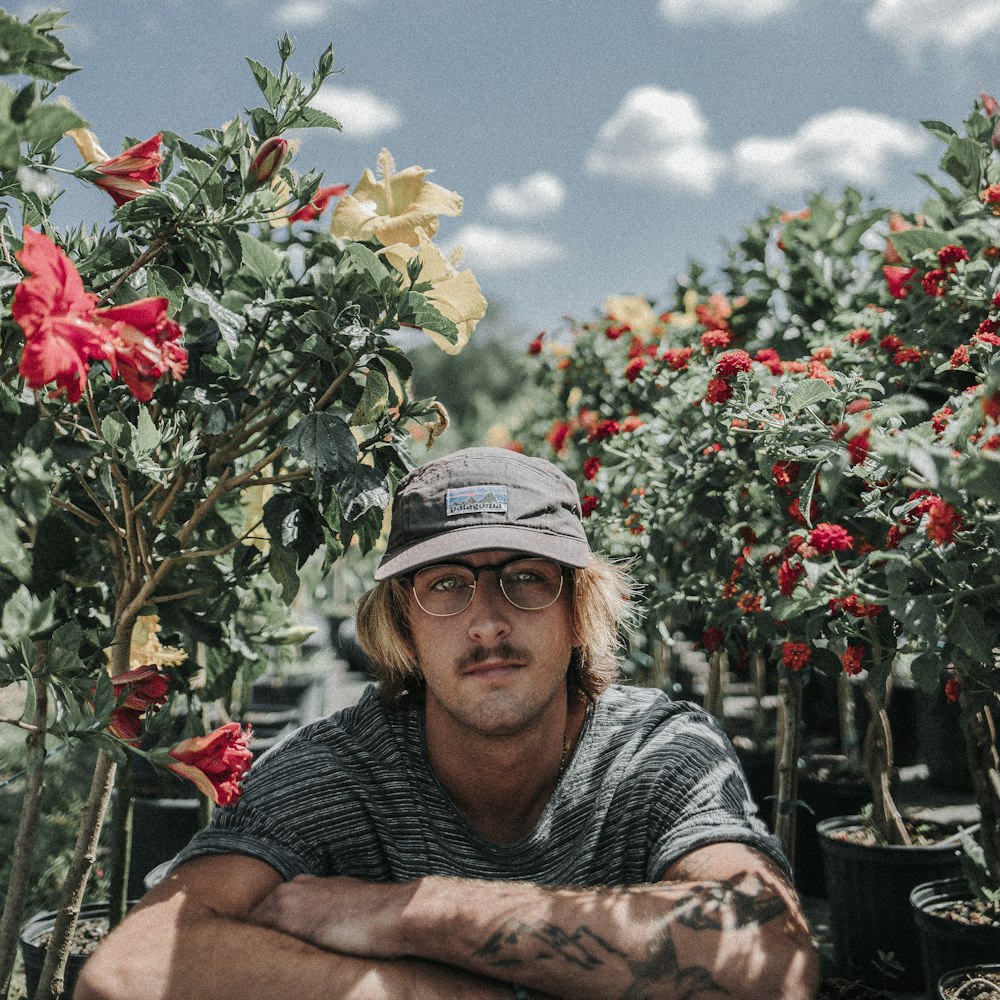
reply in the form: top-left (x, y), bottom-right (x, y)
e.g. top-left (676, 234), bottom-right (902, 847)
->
top-left (174, 683), bottom-right (787, 885)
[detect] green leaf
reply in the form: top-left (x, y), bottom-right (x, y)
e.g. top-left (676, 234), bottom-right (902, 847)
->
top-left (343, 243), bottom-right (390, 285)
top-left (133, 407), bottom-right (161, 456)
top-left (246, 58), bottom-right (284, 108)
top-left (283, 412), bottom-right (357, 475)
top-left (787, 380), bottom-right (834, 413)
top-left (920, 119), bottom-right (958, 142)
top-left (25, 102), bottom-right (87, 149)
top-left (101, 412), bottom-right (131, 450)
top-left (0, 10), bottom-right (80, 82)
top-left (1, 586), bottom-right (53, 642)
top-left (0, 502), bottom-right (31, 583)
top-left (949, 604), bottom-right (996, 663)
top-left (910, 652), bottom-right (944, 697)
top-left (400, 291), bottom-right (459, 344)
top-left (337, 463), bottom-right (390, 520)
top-left (237, 231), bottom-right (283, 281)
top-left (186, 285), bottom-right (246, 353)
top-left (886, 228), bottom-right (953, 260)
top-left (350, 371), bottom-right (389, 426)
top-left (288, 106), bottom-right (342, 131)
top-left (940, 136), bottom-right (984, 189)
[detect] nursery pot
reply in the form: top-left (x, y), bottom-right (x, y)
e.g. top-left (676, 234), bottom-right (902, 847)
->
top-left (19, 902), bottom-right (123, 1000)
top-left (912, 878), bottom-right (1000, 994)
top-left (936, 964), bottom-right (1000, 999)
top-left (817, 815), bottom-right (964, 991)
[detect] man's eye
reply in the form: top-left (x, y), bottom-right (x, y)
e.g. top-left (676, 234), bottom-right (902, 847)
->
top-left (506, 569), bottom-right (542, 584)
top-left (429, 575), bottom-right (465, 593)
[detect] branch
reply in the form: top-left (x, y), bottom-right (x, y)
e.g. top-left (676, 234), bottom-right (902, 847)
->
top-left (0, 717), bottom-right (42, 733)
top-left (146, 586), bottom-right (212, 606)
top-left (48, 496), bottom-right (101, 528)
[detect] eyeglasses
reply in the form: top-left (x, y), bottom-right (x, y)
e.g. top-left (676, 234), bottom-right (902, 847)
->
top-left (409, 556), bottom-right (565, 617)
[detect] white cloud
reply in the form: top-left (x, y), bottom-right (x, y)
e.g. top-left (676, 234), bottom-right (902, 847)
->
top-left (275, 1), bottom-right (327, 25)
top-left (658, 0), bottom-right (799, 23)
top-left (731, 108), bottom-right (930, 194)
top-left (866, 0), bottom-right (1000, 60)
top-left (586, 87), bottom-right (725, 195)
top-left (309, 85), bottom-right (401, 139)
top-left (442, 225), bottom-right (563, 274)
top-left (488, 173), bottom-right (566, 219)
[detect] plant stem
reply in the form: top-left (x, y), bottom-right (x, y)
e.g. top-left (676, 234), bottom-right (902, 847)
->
top-left (837, 671), bottom-right (862, 773)
top-left (751, 651), bottom-right (768, 748)
top-left (705, 649), bottom-right (725, 720)
top-left (774, 671), bottom-right (803, 864)
top-left (961, 689), bottom-right (1000, 885)
top-left (106, 757), bottom-right (134, 930)
top-left (31, 750), bottom-right (117, 1000)
top-left (0, 650), bottom-right (48, 998)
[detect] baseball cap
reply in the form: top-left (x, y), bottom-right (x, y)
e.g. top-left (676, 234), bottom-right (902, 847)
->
top-left (374, 447), bottom-right (592, 580)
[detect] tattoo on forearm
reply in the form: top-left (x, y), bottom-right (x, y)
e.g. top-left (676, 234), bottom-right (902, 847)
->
top-left (474, 920), bottom-right (627, 969)
top-left (674, 874), bottom-right (787, 932)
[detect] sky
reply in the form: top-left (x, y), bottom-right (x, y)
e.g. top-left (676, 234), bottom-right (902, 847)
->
top-left (13, 0), bottom-right (1000, 343)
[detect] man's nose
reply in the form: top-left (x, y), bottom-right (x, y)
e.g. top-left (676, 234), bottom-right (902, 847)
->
top-left (466, 571), bottom-right (511, 642)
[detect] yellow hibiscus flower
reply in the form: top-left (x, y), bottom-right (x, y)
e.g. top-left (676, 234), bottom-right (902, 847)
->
top-left (330, 148), bottom-right (463, 247)
top-left (382, 230), bottom-right (487, 354)
top-left (603, 295), bottom-right (658, 336)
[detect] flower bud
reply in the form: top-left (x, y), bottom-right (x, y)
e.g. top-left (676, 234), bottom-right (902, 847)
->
top-left (982, 91), bottom-right (999, 116)
top-left (278, 32), bottom-right (294, 61)
top-left (247, 136), bottom-right (289, 190)
top-left (318, 43), bottom-right (335, 78)
top-left (993, 119), bottom-right (1000, 150)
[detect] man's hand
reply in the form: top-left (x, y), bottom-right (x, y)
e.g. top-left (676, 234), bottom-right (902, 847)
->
top-left (247, 874), bottom-right (419, 959)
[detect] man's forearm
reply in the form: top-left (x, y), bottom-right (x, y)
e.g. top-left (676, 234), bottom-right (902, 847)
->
top-left (74, 895), bottom-right (520, 1000)
top-left (250, 865), bottom-right (816, 1000)
top-left (400, 872), bottom-right (816, 1000)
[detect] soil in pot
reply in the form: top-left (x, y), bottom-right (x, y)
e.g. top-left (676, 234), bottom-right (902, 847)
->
top-left (817, 815), bottom-right (965, 992)
top-left (912, 878), bottom-right (1000, 992)
top-left (20, 903), bottom-right (115, 999)
top-left (937, 966), bottom-right (1000, 1000)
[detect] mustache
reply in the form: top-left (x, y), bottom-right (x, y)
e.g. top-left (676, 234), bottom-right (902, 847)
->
top-left (457, 642), bottom-right (533, 671)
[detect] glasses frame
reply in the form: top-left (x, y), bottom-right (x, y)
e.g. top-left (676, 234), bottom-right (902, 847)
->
top-left (408, 555), bottom-right (566, 618)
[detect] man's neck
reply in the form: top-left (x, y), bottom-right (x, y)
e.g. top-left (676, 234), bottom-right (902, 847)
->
top-left (423, 689), bottom-right (588, 844)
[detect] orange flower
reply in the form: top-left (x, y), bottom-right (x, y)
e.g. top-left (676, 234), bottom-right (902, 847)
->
top-left (13, 227), bottom-right (105, 402)
top-left (166, 722), bottom-right (254, 805)
top-left (288, 183), bottom-right (349, 224)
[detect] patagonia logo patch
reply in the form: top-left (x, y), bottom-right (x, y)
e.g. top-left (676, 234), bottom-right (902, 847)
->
top-left (446, 485), bottom-right (508, 516)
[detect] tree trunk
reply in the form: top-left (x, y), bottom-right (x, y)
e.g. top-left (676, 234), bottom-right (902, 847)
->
top-left (862, 683), bottom-right (910, 845)
top-left (0, 657), bottom-right (48, 998)
top-left (837, 671), bottom-right (862, 773)
top-left (961, 695), bottom-right (1000, 883)
top-left (31, 751), bottom-right (117, 1000)
top-left (706, 649), bottom-right (725, 720)
top-left (774, 672), bottom-right (803, 864)
top-left (751, 651), bottom-right (768, 749)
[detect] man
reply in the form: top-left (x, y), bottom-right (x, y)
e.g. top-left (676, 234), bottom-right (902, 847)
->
top-left (77, 447), bottom-right (817, 1000)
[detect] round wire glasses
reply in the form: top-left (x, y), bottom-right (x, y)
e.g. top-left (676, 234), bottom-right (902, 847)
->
top-left (409, 556), bottom-right (565, 617)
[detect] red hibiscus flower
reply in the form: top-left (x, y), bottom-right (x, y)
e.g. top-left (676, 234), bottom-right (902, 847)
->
top-left (781, 641), bottom-right (811, 672)
top-left (105, 665), bottom-right (170, 743)
top-left (288, 183), bottom-right (350, 224)
top-left (808, 523), bottom-right (854, 554)
top-left (95, 298), bottom-right (188, 402)
top-left (883, 265), bottom-right (917, 299)
top-left (166, 722), bottom-right (254, 806)
top-left (582, 456), bottom-right (601, 481)
top-left (88, 134), bottom-right (163, 207)
top-left (13, 227), bottom-right (106, 402)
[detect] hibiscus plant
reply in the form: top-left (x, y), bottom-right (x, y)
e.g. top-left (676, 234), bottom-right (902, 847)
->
top-left (519, 96), bottom-right (1000, 878)
top-left (0, 11), bottom-right (484, 998)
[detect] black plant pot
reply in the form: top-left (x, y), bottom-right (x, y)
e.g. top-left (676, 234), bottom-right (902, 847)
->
top-left (20, 902), bottom-right (124, 1000)
top-left (936, 963), bottom-right (1000, 999)
top-left (126, 795), bottom-right (205, 899)
top-left (792, 766), bottom-right (871, 898)
top-left (912, 878), bottom-right (1000, 992)
top-left (733, 744), bottom-right (775, 825)
top-left (817, 815), bottom-right (964, 991)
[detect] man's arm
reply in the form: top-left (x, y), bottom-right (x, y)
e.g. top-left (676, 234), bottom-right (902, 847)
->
top-left (73, 854), bottom-right (534, 1000)
top-left (248, 842), bottom-right (819, 1000)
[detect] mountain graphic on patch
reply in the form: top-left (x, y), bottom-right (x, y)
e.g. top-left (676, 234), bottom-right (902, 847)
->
top-left (446, 484), bottom-right (508, 516)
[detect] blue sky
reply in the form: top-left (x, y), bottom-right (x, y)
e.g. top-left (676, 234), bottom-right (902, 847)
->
top-left (16, 0), bottom-right (1000, 341)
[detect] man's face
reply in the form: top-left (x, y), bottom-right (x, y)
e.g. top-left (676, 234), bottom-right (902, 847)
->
top-left (404, 549), bottom-right (577, 739)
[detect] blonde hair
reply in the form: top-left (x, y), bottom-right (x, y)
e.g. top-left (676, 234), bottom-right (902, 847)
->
top-left (355, 556), bottom-right (640, 708)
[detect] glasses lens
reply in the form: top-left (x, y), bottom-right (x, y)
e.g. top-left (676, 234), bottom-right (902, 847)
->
top-left (500, 559), bottom-right (564, 610)
top-left (412, 564), bottom-right (476, 616)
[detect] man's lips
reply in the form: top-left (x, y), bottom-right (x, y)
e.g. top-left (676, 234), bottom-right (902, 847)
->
top-left (461, 660), bottom-right (523, 677)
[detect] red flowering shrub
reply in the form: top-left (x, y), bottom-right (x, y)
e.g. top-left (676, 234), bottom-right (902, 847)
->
top-left (704, 377), bottom-right (733, 404)
top-left (663, 346), bottom-right (693, 371)
top-left (808, 523), bottom-right (854, 554)
top-left (715, 349), bottom-right (753, 380)
top-left (841, 645), bottom-right (864, 676)
top-left (781, 641), bottom-right (812, 672)
top-left (582, 456), bottom-right (601, 480)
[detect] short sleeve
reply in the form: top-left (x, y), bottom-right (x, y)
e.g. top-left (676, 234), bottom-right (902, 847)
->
top-left (641, 709), bottom-right (790, 880)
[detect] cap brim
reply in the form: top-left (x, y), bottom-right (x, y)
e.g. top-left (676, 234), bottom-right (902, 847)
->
top-left (374, 524), bottom-right (592, 580)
